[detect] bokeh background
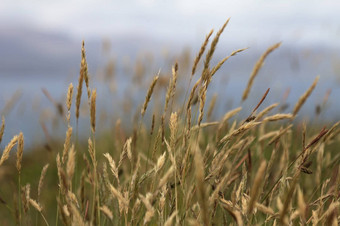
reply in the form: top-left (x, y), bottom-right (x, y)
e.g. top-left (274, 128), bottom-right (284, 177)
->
top-left (1, 0), bottom-right (340, 147)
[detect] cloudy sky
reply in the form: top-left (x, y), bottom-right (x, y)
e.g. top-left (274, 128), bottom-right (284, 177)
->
top-left (1, 0), bottom-right (340, 48)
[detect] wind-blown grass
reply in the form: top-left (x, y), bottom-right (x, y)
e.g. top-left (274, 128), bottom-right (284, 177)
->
top-left (0, 19), bottom-right (339, 226)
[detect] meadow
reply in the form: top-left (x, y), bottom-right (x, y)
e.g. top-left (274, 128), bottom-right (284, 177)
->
top-left (0, 19), bottom-right (339, 225)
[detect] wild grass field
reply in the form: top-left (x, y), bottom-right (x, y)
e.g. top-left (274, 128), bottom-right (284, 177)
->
top-left (0, 19), bottom-right (339, 225)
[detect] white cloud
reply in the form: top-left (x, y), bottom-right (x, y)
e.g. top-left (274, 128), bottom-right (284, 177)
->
top-left (0, 0), bottom-right (339, 47)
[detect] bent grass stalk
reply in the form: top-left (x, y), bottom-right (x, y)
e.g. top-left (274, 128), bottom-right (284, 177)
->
top-left (292, 76), bottom-right (320, 117)
top-left (242, 42), bottom-right (281, 101)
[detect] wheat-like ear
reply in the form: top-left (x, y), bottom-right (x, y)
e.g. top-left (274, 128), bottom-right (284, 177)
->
top-left (75, 57), bottom-right (84, 121)
top-left (210, 47), bottom-right (247, 77)
top-left (219, 121), bottom-right (260, 145)
top-left (262, 113), bottom-right (293, 122)
top-left (0, 116), bottom-right (4, 145)
top-left (187, 81), bottom-right (200, 111)
top-left (66, 83), bottom-right (74, 112)
top-left (169, 112), bottom-right (178, 151)
top-left (164, 63), bottom-right (178, 114)
top-left (75, 41), bottom-right (91, 122)
top-left (16, 132), bottom-right (24, 173)
top-left (56, 154), bottom-right (67, 194)
top-left (292, 76), bottom-right (319, 117)
top-left (150, 114), bottom-right (155, 136)
top-left (202, 18), bottom-right (230, 82)
top-left (255, 103), bottom-right (279, 121)
top-left (38, 164), bottom-right (49, 202)
top-left (242, 42), bottom-right (281, 101)
top-left (141, 74), bottom-right (159, 117)
top-left (66, 145), bottom-right (76, 188)
top-left (192, 29), bottom-right (214, 76)
top-left (0, 135), bottom-right (18, 166)
top-left (90, 89), bottom-right (97, 133)
top-left (103, 153), bottom-right (119, 182)
top-left (100, 205), bottom-right (113, 221)
top-left (66, 83), bottom-right (74, 124)
top-left (81, 41), bottom-right (91, 100)
top-left (62, 126), bottom-right (72, 164)
top-left (198, 84), bottom-right (207, 126)
top-left (22, 184), bottom-right (30, 213)
top-left (88, 138), bottom-right (96, 168)
top-left (154, 152), bottom-right (166, 174)
top-left (29, 199), bottom-right (42, 212)
top-left (124, 137), bottom-right (132, 162)
top-left (170, 63), bottom-right (178, 107)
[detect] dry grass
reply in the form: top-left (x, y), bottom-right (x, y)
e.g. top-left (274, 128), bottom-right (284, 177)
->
top-left (0, 116), bottom-right (5, 145)
top-left (0, 20), bottom-right (339, 226)
top-left (141, 74), bottom-right (159, 117)
top-left (292, 75), bottom-right (320, 117)
top-left (242, 42), bottom-right (281, 101)
top-left (0, 135), bottom-right (18, 166)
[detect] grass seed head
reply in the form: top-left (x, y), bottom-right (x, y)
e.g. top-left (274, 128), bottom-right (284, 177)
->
top-left (292, 76), bottom-right (319, 117)
top-left (90, 89), bottom-right (97, 133)
top-left (66, 83), bottom-right (74, 112)
top-left (141, 75), bottom-right (159, 117)
top-left (0, 135), bottom-right (18, 166)
top-left (38, 164), bottom-right (49, 201)
top-left (192, 29), bottom-right (213, 76)
top-left (62, 126), bottom-right (73, 164)
top-left (16, 132), bottom-right (24, 173)
top-left (242, 42), bottom-right (281, 101)
top-left (29, 199), bottom-right (42, 212)
top-left (0, 116), bottom-right (4, 145)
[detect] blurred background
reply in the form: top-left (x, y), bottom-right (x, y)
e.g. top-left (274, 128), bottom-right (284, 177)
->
top-left (1, 0), bottom-right (340, 147)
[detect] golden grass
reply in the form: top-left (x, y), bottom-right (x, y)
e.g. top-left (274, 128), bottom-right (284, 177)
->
top-left (75, 69), bottom-right (84, 121)
top-left (16, 132), bottom-right (24, 173)
top-left (0, 135), bottom-right (18, 166)
top-left (0, 20), bottom-right (339, 226)
top-left (0, 116), bottom-right (4, 145)
top-left (62, 126), bottom-right (72, 164)
top-left (90, 89), bottom-right (97, 133)
top-left (242, 42), bottom-right (281, 101)
top-left (292, 75), bottom-right (320, 117)
top-left (38, 164), bottom-right (49, 202)
top-left (66, 83), bottom-right (73, 112)
top-left (192, 29), bottom-right (214, 77)
top-left (202, 18), bottom-right (230, 83)
top-left (141, 74), bottom-right (159, 117)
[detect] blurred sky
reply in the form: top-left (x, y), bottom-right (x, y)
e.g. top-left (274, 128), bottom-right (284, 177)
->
top-left (1, 0), bottom-right (340, 47)
top-left (1, 0), bottom-right (340, 77)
